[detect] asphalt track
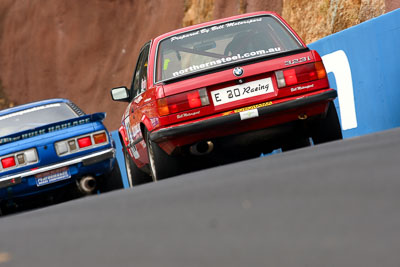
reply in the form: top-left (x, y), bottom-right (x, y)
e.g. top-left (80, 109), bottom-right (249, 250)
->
top-left (1, 127), bottom-right (400, 267)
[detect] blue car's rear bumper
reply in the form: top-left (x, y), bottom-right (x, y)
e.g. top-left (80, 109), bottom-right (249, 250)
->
top-left (0, 148), bottom-right (115, 200)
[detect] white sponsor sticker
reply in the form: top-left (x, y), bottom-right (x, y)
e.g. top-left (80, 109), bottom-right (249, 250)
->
top-left (130, 145), bottom-right (140, 159)
top-left (239, 109), bottom-right (259, 120)
top-left (172, 48), bottom-right (281, 78)
top-left (177, 111), bottom-right (200, 119)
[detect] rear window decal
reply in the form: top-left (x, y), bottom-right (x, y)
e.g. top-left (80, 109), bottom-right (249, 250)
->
top-left (172, 47), bottom-right (281, 78)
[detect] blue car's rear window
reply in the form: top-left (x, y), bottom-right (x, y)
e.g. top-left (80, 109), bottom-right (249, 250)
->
top-left (0, 103), bottom-right (79, 138)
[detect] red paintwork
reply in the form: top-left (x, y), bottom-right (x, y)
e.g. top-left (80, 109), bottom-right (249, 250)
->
top-left (117, 11), bottom-right (336, 169)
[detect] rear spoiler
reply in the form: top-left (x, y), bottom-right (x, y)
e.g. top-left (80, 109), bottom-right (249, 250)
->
top-left (0, 112), bottom-right (106, 146)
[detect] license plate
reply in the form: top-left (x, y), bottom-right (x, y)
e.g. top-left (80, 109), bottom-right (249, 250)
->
top-left (211, 77), bottom-right (274, 106)
top-left (35, 167), bottom-right (71, 187)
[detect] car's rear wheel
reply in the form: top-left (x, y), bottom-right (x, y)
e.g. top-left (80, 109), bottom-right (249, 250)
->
top-left (123, 145), bottom-right (151, 187)
top-left (311, 101), bottom-right (343, 144)
top-left (281, 137), bottom-right (311, 152)
top-left (145, 130), bottom-right (184, 181)
top-left (0, 203), bottom-right (7, 216)
top-left (98, 161), bottom-right (124, 192)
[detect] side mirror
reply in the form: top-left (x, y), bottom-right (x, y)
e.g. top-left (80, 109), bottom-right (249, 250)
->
top-left (110, 87), bottom-right (130, 102)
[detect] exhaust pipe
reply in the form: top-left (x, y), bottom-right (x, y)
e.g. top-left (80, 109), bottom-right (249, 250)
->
top-left (298, 113), bottom-right (308, 120)
top-left (190, 141), bottom-right (214, 156)
top-left (77, 176), bottom-right (97, 195)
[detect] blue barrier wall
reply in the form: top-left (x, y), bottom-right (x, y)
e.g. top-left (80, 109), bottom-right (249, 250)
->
top-left (309, 8), bottom-right (400, 138)
top-left (111, 131), bottom-right (129, 188)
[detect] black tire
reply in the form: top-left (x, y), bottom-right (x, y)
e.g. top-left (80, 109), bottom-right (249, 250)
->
top-left (145, 130), bottom-right (184, 181)
top-left (0, 204), bottom-right (16, 216)
top-left (0, 203), bottom-right (7, 216)
top-left (123, 144), bottom-right (151, 187)
top-left (282, 137), bottom-right (311, 152)
top-left (311, 101), bottom-right (343, 144)
top-left (98, 161), bottom-right (124, 192)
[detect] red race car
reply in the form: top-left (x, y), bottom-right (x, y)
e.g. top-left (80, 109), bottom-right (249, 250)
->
top-left (111, 11), bottom-right (342, 185)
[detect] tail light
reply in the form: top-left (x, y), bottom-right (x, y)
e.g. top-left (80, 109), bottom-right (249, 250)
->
top-left (275, 61), bottom-right (327, 88)
top-left (1, 157), bottom-right (16, 169)
top-left (0, 148), bottom-right (39, 172)
top-left (157, 88), bottom-right (210, 116)
top-left (55, 131), bottom-right (109, 156)
top-left (78, 136), bottom-right (92, 148)
top-left (93, 132), bottom-right (107, 144)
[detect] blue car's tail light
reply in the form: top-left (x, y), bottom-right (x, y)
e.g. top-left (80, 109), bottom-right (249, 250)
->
top-left (56, 142), bottom-right (69, 155)
top-left (78, 136), bottom-right (92, 148)
top-left (67, 140), bottom-right (77, 151)
top-left (93, 132), bottom-right (107, 144)
top-left (0, 148), bottom-right (39, 172)
top-left (55, 131), bottom-right (109, 156)
top-left (1, 156), bottom-right (16, 169)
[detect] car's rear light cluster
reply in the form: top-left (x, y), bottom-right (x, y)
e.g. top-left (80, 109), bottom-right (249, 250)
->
top-left (0, 148), bottom-right (38, 172)
top-left (55, 131), bottom-right (109, 156)
top-left (157, 88), bottom-right (210, 116)
top-left (275, 62), bottom-right (327, 88)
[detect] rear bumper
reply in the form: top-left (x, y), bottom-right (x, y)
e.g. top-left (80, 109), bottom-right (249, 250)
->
top-left (150, 89), bottom-right (337, 143)
top-left (0, 148), bottom-right (115, 190)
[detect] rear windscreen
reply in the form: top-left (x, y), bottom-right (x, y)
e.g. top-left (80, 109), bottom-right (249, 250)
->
top-left (156, 15), bottom-right (303, 82)
top-left (0, 103), bottom-right (79, 138)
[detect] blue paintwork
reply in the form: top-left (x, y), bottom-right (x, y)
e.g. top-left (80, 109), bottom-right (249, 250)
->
top-left (111, 131), bottom-right (129, 189)
top-left (0, 99), bottom-right (115, 202)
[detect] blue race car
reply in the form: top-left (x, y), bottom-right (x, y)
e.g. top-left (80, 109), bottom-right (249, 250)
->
top-left (0, 99), bottom-right (117, 213)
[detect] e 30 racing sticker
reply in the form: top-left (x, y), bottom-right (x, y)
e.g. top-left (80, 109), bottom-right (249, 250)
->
top-left (211, 78), bottom-right (274, 106)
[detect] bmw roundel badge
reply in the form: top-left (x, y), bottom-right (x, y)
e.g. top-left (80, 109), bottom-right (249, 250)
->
top-left (233, 67), bottom-right (244, 77)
